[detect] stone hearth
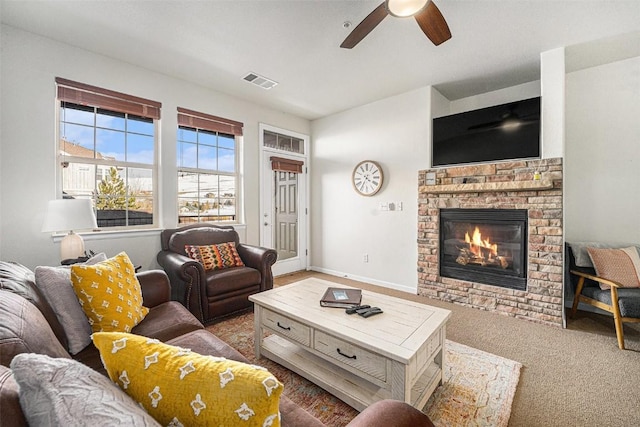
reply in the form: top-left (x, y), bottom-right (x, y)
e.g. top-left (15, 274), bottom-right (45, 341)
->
top-left (417, 158), bottom-right (563, 326)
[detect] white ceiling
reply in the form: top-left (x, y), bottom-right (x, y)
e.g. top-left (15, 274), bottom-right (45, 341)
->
top-left (2, 0), bottom-right (640, 120)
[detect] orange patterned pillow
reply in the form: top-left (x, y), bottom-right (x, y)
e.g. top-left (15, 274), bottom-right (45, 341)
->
top-left (587, 247), bottom-right (640, 290)
top-left (184, 242), bottom-right (244, 271)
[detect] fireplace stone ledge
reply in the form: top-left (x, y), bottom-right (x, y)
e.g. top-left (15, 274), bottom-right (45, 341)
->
top-left (419, 179), bottom-right (553, 194)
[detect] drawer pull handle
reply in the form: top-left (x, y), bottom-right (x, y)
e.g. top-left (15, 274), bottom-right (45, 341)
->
top-left (336, 348), bottom-right (357, 360)
top-left (277, 322), bottom-right (291, 331)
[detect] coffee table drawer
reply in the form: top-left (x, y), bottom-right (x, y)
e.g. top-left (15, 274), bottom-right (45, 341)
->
top-left (262, 309), bottom-right (310, 346)
top-left (314, 330), bottom-right (386, 381)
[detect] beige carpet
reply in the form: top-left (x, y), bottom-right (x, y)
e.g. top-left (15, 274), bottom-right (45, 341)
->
top-left (275, 271), bottom-right (640, 427)
top-left (208, 311), bottom-right (521, 427)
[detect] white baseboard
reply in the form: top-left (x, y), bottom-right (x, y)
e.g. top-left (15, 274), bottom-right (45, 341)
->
top-left (308, 266), bottom-right (417, 295)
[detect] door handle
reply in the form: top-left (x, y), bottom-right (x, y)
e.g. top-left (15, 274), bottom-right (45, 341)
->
top-left (264, 222), bottom-right (269, 226)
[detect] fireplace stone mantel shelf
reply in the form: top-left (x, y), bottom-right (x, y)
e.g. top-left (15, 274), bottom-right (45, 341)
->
top-left (419, 179), bottom-right (553, 194)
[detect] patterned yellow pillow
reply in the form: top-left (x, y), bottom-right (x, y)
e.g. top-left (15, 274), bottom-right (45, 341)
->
top-left (184, 242), bottom-right (245, 271)
top-left (92, 332), bottom-right (282, 427)
top-left (71, 252), bottom-right (148, 333)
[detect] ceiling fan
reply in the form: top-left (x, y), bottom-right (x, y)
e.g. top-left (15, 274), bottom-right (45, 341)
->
top-left (340, 0), bottom-right (451, 49)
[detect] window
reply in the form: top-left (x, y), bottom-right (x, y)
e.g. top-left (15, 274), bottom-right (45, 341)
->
top-left (177, 108), bottom-right (242, 224)
top-left (263, 130), bottom-right (304, 154)
top-left (56, 78), bottom-right (161, 229)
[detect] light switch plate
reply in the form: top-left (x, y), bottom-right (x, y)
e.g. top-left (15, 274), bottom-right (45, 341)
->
top-left (426, 172), bottom-right (436, 185)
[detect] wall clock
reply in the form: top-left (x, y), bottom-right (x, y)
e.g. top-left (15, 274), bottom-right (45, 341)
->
top-left (352, 160), bottom-right (384, 196)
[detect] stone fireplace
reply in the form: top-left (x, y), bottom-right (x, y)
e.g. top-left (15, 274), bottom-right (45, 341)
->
top-left (417, 158), bottom-right (563, 326)
top-left (440, 208), bottom-right (528, 291)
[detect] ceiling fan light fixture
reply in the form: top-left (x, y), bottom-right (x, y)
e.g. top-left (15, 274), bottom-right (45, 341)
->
top-left (501, 117), bottom-right (522, 131)
top-left (386, 0), bottom-right (429, 17)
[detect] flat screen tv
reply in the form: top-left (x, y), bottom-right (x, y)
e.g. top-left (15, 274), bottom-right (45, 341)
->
top-left (432, 97), bottom-right (540, 167)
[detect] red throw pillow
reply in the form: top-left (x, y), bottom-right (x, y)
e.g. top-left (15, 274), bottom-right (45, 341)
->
top-left (184, 242), bottom-right (244, 271)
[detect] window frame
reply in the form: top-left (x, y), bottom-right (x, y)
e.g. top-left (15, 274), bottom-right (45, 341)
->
top-left (177, 108), bottom-right (243, 225)
top-left (55, 78), bottom-right (161, 231)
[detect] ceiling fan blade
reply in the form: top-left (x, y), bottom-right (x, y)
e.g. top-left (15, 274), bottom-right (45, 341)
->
top-left (340, 2), bottom-right (389, 49)
top-left (414, 0), bottom-right (451, 46)
top-left (467, 121), bottom-right (503, 131)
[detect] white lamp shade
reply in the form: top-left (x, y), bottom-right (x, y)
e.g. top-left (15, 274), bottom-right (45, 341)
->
top-left (43, 199), bottom-right (97, 261)
top-left (42, 199), bottom-right (98, 232)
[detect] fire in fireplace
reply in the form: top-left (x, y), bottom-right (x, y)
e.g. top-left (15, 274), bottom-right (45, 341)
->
top-left (439, 209), bottom-right (528, 290)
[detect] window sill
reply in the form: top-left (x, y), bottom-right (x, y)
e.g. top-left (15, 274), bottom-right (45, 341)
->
top-left (49, 228), bottom-right (162, 243)
top-left (48, 224), bottom-right (247, 243)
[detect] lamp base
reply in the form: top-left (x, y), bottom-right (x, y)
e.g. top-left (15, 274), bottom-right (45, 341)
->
top-left (60, 231), bottom-right (85, 261)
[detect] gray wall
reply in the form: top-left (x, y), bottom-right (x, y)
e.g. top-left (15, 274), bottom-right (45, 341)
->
top-left (2, 23), bottom-right (638, 281)
top-left (565, 56), bottom-right (640, 243)
top-left (309, 52), bottom-right (564, 292)
top-left (0, 25), bottom-right (310, 269)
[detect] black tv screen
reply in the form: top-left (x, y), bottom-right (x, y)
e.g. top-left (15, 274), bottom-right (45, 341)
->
top-left (432, 97), bottom-right (541, 167)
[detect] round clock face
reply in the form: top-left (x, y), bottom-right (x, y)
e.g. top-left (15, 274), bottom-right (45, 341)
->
top-left (352, 160), bottom-right (384, 196)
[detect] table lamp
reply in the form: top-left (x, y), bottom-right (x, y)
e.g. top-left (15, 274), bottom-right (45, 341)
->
top-left (42, 199), bottom-right (98, 261)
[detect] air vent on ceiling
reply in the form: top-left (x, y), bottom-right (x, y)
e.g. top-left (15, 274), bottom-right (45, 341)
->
top-left (243, 72), bottom-right (278, 90)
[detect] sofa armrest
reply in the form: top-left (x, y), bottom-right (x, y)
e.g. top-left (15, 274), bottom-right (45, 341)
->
top-left (236, 244), bottom-right (277, 291)
top-left (137, 270), bottom-right (171, 308)
top-left (0, 365), bottom-right (27, 427)
top-left (346, 400), bottom-right (434, 427)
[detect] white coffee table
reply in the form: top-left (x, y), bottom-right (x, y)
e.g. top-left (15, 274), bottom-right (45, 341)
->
top-left (249, 278), bottom-right (451, 411)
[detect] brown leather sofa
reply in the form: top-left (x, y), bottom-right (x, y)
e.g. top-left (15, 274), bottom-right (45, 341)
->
top-left (157, 223), bottom-right (277, 324)
top-left (0, 261), bottom-right (434, 427)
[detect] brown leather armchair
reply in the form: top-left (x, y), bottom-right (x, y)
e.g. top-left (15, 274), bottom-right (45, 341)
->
top-left (157, 223), bottom-right (277, 325)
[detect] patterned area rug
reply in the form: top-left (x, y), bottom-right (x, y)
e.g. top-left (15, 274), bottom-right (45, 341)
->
top-left (208, 311), bottom-right (521, 427)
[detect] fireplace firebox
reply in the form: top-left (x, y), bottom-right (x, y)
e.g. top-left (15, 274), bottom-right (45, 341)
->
top-left (439, 209), bottom-right (528, 290)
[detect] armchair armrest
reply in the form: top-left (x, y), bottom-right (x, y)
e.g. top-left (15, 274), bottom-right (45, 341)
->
top-left (570, 269), bottom-right (622, 289)
top-left (236, 244), bottom-right (277, 291)
top-left (137, 270), bottom-right (171, 308)
top-left (569, 269), bottom-right (624, 321)
top-left (157, 250), bottom-right (206, 320)
top-left (346, 400), bottom-right (434, 427)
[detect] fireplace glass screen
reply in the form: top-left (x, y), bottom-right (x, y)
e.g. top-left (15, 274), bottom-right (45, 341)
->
top-left (439, 209), bottom-right (527, 290)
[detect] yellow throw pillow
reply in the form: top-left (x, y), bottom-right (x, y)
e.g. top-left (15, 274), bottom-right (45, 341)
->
top-left (71, 252), bottom-right (148, 333)
top-left (93, 332), bottom-right (282, 427)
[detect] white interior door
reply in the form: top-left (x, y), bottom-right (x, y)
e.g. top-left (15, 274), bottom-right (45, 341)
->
top-left (260, 125), bottom-right (308, 276)
top-left (275, 170), bottom-right (299, 262)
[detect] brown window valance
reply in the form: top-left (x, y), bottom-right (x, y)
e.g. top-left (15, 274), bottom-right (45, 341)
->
top-left (270, 156), bottom-right (304, 173)
top-left (56, 77), bottom-right (161, 120)
top-left (177, 107), bottom-right (243, 136)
